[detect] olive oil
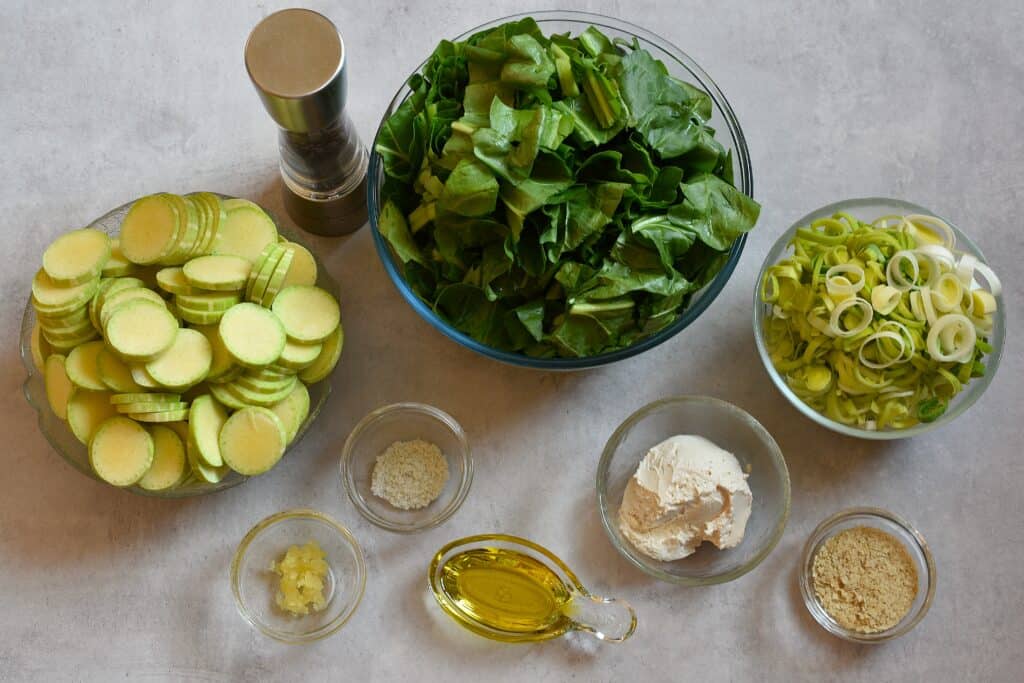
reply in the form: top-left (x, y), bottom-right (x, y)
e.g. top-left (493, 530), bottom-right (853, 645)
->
top-left (436, 547), bottom-right (574, 641)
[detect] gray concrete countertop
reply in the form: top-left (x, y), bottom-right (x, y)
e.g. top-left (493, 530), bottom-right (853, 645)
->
top-left (1, 1), bottom-right (1021, 680)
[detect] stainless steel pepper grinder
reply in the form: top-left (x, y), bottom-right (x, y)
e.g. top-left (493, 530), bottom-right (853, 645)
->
top-left (245, 8), bottom-right (368, 235)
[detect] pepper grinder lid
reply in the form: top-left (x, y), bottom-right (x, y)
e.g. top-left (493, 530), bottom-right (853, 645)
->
top-left (245, 9), bottom-right (367, 235)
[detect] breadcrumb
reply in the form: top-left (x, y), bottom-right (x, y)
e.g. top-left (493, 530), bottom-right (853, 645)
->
top-left (812, 526), bottom-right (918, 633)
top-left (371, 439), bottom-right (449, 510)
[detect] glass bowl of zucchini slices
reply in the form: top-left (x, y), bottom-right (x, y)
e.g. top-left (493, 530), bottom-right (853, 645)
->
top-left (753, 197), bottom-right (1004, 439)
top-left (20, 193), bottom-right (344, 497)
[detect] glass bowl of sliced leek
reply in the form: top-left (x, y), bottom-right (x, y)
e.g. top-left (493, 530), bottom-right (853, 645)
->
top-left (753, 198), bottom-right (1004, 439)
top-left (20, 193), bottom-right (341, 497)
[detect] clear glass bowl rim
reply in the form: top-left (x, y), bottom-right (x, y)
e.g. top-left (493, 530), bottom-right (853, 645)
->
top-left (752, 196), bottom-right (1005, 440)
top-left (596, 395), bottom-right (791, 585)
top-left (18, 193), bottom-right (339, 497)
top-left (366, 9), bottom-right (754, 370)
top-left (798, 506), bottom-right (936, 643)
top-left (229, 508), bottom-right (367, 644)
top-left (340, 402), bottom-right (474, 533)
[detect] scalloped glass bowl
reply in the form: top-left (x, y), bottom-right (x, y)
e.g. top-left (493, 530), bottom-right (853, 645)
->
top-left (367, 10), bottom-right (754, 370)
top-left (753, 198), bottom-right (1005, 440)
top-left (597, 396), bottom-right (790, 585)
top-left (19, 194), bottom-right (339, 497)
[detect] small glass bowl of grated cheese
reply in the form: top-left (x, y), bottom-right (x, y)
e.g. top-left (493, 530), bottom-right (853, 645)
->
top-left (341, 403), bottom-right (473, 533)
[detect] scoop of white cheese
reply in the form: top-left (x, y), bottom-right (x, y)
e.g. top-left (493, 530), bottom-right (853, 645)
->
top-left (618, 435), bottom-right (752, 562)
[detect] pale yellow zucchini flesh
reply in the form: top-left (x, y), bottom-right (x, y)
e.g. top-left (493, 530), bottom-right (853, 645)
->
top-left (144, 328), bottom-right (212, 389)
top-left (137, 425), bottom-right (187, 491)
top-left (43, 228), bottom-right (111, 286)
top-left (269, 381), bottom-right (310, 444)
top-left (189, 395), bottom-right (228, 467)
top-left (97, 347), bottom-right (143, 392)
top-left (298, 323), bottom-right (344, 384)
top-left (67, 390), bottom-right (119, 445)
top-left (218, 303), bottom-right (286, 367)
top-left (280, 241), bottom-right (317, 289)
top-left (105, 301), bottom-right (178, 361)
top-left (65, 341), bottom-right (108, 391)
top-left (182, 255), bottom-right (251, 291)
top-left (219, 407), bottom-right (286, 475)
top-left (214, 200), bottom-right (278, 263)
top-left (44, 354), bottom-right (75, 420)
top-left (119, 194), bottom-right (179, 265)
top-left (271, 285), bottom-right (340, 343)
top-left (88, 416), bottom-right (154, 486)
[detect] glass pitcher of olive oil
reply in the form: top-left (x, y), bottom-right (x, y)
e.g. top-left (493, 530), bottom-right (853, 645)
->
top-left (429, 534), bottom-right (637, 643)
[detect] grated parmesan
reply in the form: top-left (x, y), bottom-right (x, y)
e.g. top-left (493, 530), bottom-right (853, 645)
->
top-left (371, 439), bottom-right (449, 510)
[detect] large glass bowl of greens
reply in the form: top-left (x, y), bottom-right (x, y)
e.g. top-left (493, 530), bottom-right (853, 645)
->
top-left (19, 195), bottom-right (338, 497)
top-left (368, 11), bottom-right (756, 369)
top-left (753, 198), bottom-right (1004, 440)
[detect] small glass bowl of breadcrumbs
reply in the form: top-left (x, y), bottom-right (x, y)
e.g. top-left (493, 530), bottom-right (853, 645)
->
top-left (341, 403), bottom-right (473, 533)
top-left (799, 507), bottom-right (935, 643)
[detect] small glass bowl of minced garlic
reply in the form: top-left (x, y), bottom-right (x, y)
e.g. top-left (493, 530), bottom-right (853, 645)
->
top-left (799, 508), bottom-right (935, 643)
top-left (231, 509), bottom-right (366, 643)
top-left (341, 402), bottom-right (473, 533)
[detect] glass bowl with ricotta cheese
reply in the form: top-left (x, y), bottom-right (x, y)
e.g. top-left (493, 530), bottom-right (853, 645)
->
top-left (596, 396), bottom-right (790, 585)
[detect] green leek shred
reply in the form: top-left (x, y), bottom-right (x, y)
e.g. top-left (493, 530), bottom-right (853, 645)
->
top-left (761, 213), bottom-right (994, 430)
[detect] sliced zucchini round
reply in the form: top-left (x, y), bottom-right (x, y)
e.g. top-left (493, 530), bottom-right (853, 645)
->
top-left (145, 328), bottom-right (212, 389)
top-left (129, 365), bottom-right (162, 389)
top-left (115, 401), bottom-right (190, 415)
top-left (132, 409), bottom-right (191, 423)
top-left (298, 323), bottom-right (344, 384)
top-left (137, 425), bottom-right (187, 491)
top-left (219, 303), bottom-right (286, 368)
top-left (208, 383), bottom-right (249, 410)
top-left (275, 339), bottom-right (322, 370)
top-left (176, 306), bottom-right (225, 326)
top-left (30, 322), bottom-right (52, 372)
top-left (271, 286), bottom-right (340, 343)
top-left (260, 248), bottom-right (294, 307)
top-left (44, 354), bottom-right (74, 420)
top-left (182, 255), bottom-right (251, 291)
top-left (105, 301), bottom-right (179, 362)
top-left (269, 381), bottom-right (310, 444)
top-left (65, 341), bottom-right (107, 391)
top-left (99, 287), bottom-right (166, 331)
top-left (156, 267), bottom-right (198, 295)
top-left (43, 228), bottom-right (111, 286)
top-left (247, 244), bottom-right (285, 303)
top-left (191, 324), bottom-right (235, 381)
top-left (219, 407), bottom-right (287, 475)
top-left (281, 241), bottom-right (318, 288)
top-left (225, 376), bottom-right (297, 407)
top-left (111, 392), bottom-right (181, 405)
top-left (31, 269), bottom-right (100, 312)
top-left (97, 347), bottom-right (143, 392)
top-left (189, 395), bottom-right (228, 467)
top-left (175, 291), bottom-right (241, 311)
top-left (119, 194), bottom-right (179, 265)
top-left (102, 239), bottom-right (137, 278)
top-left (89, 416), bottom-right (154, 485)
top-left (67, 389), bottom-right (119, 445)
top-left (214, 201), bottom-right (278, 263)
top-left (186, 436), bottom-right (230, 484)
